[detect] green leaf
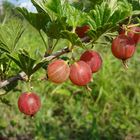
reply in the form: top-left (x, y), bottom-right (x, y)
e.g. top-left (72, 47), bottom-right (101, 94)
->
top-left (31, 0), bottom-right (63, 19)
top-left (31, 0), bottom-right (88, 27)
top-left (7, 54), bottom-right (22, 69)
top-left (32, 61), bottom-right (48, 74)
top-left (31, 0), bottom-right (47, 13)
top-left (7, 50), bottom-right (48, 77)
top-left (61, 3), bottom-right (88, 27)
top-left (89, 2), bottom-right (112, 30)
top-left (127, 0), bottom-right (140, 11)
top-left (71, 1), bottom-right (84, 11)
top-left (17, 7), bottom-right (51, 31)
top-left (87, 0), bottom-right (132, 44)
top-left (31, 0), bottom-right (46, 13)
top-left (44, 0), bottom-right (62, 15)
top-left (0, 43), bottom-right (10, 53)
top-left (0, 19), bottom-right (24, 53)
top-left (85, 0), bottom-right (103, 10)
top-left (18, 50), bottom-right (36, 77)
top-left (45, 17), bottom-right (69, 39)
top-left (109, 0), bottom-right (132, 24)
top-left (7, 50), bottom-right (36, 77)
top-left (87, 23), bottom-right (112, 40)
top-left (61, 30), bottom-right (83, 46)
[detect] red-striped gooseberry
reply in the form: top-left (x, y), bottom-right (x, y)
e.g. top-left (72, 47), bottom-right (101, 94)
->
top-left (69, 61), bottom-right (92, 86)
top-left (47, 59), bottom-right (70, 83)
top-left (80, 50), bottom-right (102, 73)
top-left (111, 34), bottom-right (135, 61)
top-left (18, 92), bottom-right (41, 116)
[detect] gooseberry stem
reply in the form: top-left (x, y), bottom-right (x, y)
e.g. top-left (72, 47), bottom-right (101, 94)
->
top-left (122, 60), bottom-right (128, 69)
top-left (85, 85), bottom-right (92, 92)
top-left (127, 23), bottom-right (140, 28)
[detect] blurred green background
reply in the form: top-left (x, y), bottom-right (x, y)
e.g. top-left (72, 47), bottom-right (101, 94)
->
top-left (0, 1), bottom-right (140, 140)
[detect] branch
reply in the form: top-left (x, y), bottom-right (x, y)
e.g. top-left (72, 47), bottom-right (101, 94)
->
top-left (0, 72), bottom-right (26, 88)
top-left (0, 47), bottom-right (70, 89)
top-left (43, 47), bottom-right (70, 59)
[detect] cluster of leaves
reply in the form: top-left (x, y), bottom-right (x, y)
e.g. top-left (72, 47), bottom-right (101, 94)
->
top-left (18, 0), bottom-right (133, 44)
top-left (0, 19), bottom-right (24, 80)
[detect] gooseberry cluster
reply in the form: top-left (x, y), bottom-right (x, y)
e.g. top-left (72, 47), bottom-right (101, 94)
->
top-left (18, 50), bottom-right (102, 116)
top-left (17, 24), bottom-right (140, 116)
top-left (47, 50), bottom-right (102, 86)
top-left (17, 25), bottom-right (101, 116)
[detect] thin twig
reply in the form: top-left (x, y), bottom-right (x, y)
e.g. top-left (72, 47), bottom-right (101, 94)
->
top-left (0, 71), bottom-right (26, 88)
